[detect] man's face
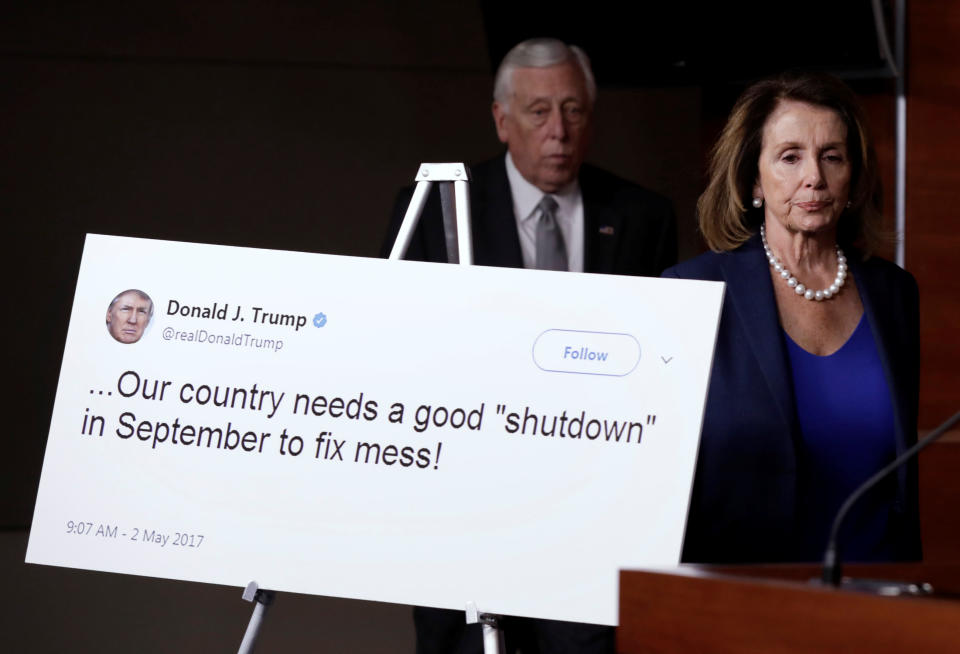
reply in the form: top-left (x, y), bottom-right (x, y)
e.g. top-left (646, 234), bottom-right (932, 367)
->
top-left (492, 61), bottom-right (593, 193)
top-left (106, 292), bottom-right (152, 344)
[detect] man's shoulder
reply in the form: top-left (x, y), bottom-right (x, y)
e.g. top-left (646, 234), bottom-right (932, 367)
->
top-left (389, 155), bottom-right (505, 215)
top-left (468, 155), bottom-right (506, 176)
top-left (467, 157), bottom-right (668, 206)
top-left (577, 162), bottom-right (639, 188)
top-left (578, 163), bottom-right (672, 210)
top-left (392, 155), bottom-right (506, 196)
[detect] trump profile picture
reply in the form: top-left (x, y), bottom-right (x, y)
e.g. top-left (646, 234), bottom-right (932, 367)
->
top-left (105, 289), bottom-right (153, 344)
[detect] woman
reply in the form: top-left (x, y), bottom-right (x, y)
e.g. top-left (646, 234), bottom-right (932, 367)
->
top-left (665, 72), bottom-right (920, 564)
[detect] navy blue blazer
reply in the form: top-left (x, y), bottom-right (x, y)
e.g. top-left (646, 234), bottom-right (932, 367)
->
top-left (382, 155), bottom-right (677, 277)
top-left (664, 234), bottom-right (921, 564)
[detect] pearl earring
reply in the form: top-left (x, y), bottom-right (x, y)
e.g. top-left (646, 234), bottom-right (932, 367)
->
top-left (752, 197), bottom-right (763, 209)
top-left (846, 201), bottom-right (852, 208)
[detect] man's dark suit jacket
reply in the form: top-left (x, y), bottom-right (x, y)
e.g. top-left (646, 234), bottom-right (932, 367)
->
top-left (664, 234), bottom-right (921, 564)
top-left (382, 154), bottom-right (676, 654)
top-left (382, 155), bottom-right (676, 277)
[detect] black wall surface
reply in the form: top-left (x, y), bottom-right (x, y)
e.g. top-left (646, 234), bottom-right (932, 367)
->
top-left (4, 2), bottom-right (920, 652)
top-left (3, 2), bottom-right (703, 528)
top-left (2, 3), bottom-right (702, 651)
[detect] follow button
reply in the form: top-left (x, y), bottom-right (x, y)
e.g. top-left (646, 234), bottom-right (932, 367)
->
top-left (532, 329), bottom-right (641, 377)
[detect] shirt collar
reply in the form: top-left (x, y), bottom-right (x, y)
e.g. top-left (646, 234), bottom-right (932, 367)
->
top-left (505, 152), bottom-right (581, 223)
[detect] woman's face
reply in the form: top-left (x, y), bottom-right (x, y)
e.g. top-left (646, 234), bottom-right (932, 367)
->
top-left (754, 100), bottom-right (852, 237)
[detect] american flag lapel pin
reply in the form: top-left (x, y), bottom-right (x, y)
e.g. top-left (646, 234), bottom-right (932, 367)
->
top-left (598, 225), bottom-right (615, 236)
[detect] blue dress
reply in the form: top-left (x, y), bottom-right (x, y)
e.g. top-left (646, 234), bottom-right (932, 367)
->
top-left (786, 315), bottom-right (898, 561)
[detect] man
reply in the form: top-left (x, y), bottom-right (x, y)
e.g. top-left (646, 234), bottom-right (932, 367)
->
top-left (384, 38), bottom-right (677, 654)
top-left (106, 289), bottom-right (153, 344)
top-left (383, 37), bottom-right (676, 280)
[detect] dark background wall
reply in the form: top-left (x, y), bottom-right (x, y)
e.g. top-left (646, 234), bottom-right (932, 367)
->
top-left (2, 1), bottom-right (704, 530)
top-left (2, 2), bottom-right (956, 651)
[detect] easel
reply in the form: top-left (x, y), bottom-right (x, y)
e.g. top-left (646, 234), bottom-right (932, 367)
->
top-left (235, 163), bottom-right (504, 654)
top-left (237, 581), bottom-right (274, 654)
top-left (390, 162), bottom-right (506, 654)
top-left (389, 163), bottom-right (473, 264)
top-left (235, 583), bottom-right (506, 654)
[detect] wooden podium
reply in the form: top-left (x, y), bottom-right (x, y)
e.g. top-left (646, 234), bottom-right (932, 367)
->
top-left (618, 563), bottom-right (960, 653)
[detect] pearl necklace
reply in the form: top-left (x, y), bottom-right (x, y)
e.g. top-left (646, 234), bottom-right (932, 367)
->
top-left (760, 223), bottom-right (847, 301)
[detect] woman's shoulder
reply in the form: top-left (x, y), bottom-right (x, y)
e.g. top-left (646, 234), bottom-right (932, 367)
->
top-left (662, 236), bottom-right (760, 281)
top-left (662, 251), bottom-right (727, 280)
top-left (854, 252), bottom-right (918, 295)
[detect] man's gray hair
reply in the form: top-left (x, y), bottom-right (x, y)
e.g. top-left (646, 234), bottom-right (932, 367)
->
top-left (493, 38), bottom-right (597, 111)
top-left (109, 289), bottom-right (154, 316)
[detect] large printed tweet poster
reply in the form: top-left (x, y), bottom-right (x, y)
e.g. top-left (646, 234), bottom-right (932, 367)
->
top-left (27, 234), bottom-right (723, 626)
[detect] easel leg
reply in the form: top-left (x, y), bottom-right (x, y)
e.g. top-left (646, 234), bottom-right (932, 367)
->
top-left (481, 616), bottom-right (506, 654)
top-left (237, 581), bottom-right (275, 654)
top-left (466, 601), bottom-right (505, 654)
top-left (389, 163), bottom-right (473, 263)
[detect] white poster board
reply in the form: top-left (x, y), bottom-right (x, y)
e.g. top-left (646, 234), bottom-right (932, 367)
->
top-left (27, 234), bottom-right (723, 626)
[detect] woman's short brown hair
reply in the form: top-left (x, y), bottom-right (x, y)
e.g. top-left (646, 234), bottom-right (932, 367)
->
top-left (698, 71), bottom-right (883, 254)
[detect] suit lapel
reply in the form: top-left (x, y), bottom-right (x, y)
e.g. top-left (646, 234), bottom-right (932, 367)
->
top-left (719, 237), bottom-right (798, 431)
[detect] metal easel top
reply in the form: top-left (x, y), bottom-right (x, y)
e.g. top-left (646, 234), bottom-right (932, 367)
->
top-left (388, 163), bottom-right (473, 265)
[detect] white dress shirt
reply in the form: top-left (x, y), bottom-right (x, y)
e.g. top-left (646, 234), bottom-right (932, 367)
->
top-left (504, 152), bottom-right (585, 272)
